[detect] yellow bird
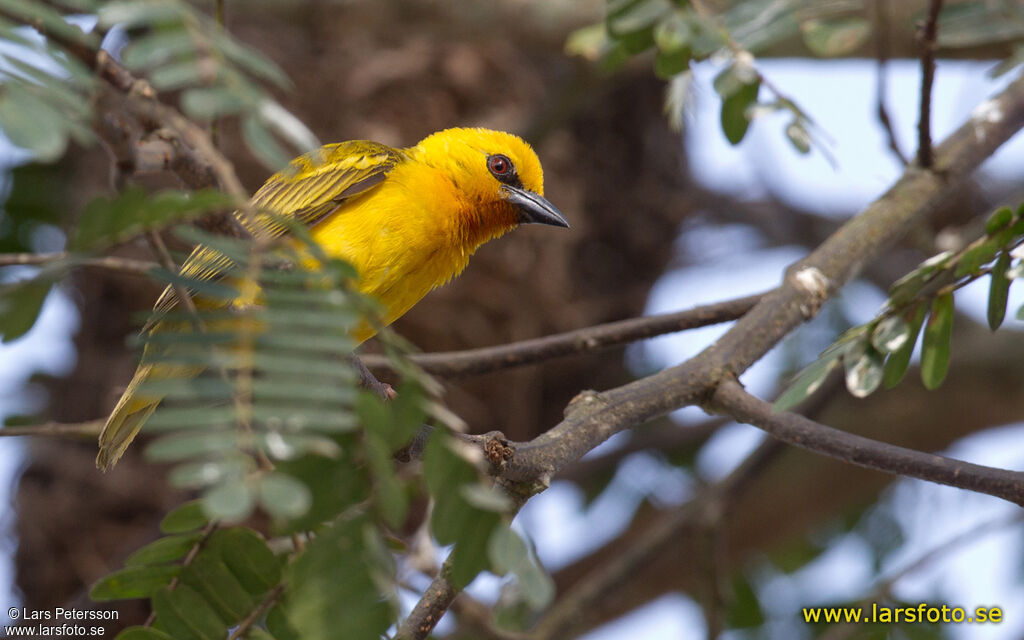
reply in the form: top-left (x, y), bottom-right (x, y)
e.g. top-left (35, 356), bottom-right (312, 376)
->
top-left (97, 127), bottom-right (567, 470)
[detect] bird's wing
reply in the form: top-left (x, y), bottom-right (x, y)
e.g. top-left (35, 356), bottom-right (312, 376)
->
top-left (148, 141), bottom-right (406, 322)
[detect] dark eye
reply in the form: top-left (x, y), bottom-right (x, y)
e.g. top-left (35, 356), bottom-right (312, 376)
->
top-left (487, 154), bottom-right (514, 178)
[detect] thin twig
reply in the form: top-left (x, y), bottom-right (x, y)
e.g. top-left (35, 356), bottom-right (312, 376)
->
top-left (0, 252), bottom-right (157, 274)
top-left (146, 231), bottom-right (202, 325)
top-left (709, 379), bottom-right (1024, 506)
top-left (227, 584), bottom-right (284, 640)
top-left (873, 0), bottom-right (908, 165)
top-left (144, 520), bottom-right (219, 627)
top-left (361, 293), bottom-right (764, 377)
top-left (0, 421), bottom-right (102, 437)
top-left (917, 0), bottom-right (944, 168)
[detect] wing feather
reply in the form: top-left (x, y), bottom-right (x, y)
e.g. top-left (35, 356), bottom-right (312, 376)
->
top-left (148, 141), bottom-right (405, 322)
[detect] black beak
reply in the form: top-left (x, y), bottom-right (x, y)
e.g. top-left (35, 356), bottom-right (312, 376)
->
top-left (501, 185), bottom-right (569, 228)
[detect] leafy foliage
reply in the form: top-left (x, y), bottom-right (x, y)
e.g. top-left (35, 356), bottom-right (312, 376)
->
top-left (777, 204), bottom-right (1024, 409)
top-left (566, 0), bottom-right (846, 153)
top-left (0, 0), bottom-right (315, 170)
top-left (84, 218), bottom-right (553, 637)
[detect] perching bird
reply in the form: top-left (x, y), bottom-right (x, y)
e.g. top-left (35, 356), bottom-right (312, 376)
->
top-left (96, 127), bottom-right (568, 470)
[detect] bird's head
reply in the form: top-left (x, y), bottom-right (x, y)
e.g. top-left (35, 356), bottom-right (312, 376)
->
top-left (412, 128), bottom-right (568, 243)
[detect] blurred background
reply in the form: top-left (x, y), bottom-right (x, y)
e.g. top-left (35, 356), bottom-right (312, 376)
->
top-left (2, 0), bottom-right (1024, 638)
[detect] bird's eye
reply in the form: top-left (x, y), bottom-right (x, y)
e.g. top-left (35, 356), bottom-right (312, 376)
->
top-left (487, 154), bottom-right (514, 178)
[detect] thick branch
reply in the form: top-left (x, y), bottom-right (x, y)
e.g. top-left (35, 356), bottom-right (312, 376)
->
top-left (402, 69), bottom-right (1024, 636)
top-left (709, 379), bottom-right (1024, 506)
top-left (362, 293), bottom-right (762, 377)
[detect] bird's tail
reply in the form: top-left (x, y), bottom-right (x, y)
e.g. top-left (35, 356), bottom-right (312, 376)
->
top-left (96, 363), bottom-right (161, 471)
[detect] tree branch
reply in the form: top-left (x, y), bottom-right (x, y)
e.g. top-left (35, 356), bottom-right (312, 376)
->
top-left (709, 379), bottom-right (1024, 506)
top-left (361, 293), bottom-right (763, 377)
top-left (399, 67), bottom-right (1024, 637)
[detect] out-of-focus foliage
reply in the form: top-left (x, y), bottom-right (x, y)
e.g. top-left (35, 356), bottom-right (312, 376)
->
top-left (0, 0), bottom-right (315, 170)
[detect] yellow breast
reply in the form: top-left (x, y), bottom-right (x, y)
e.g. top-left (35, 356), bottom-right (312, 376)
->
top-left (308, 159), bottom-right (511, 344)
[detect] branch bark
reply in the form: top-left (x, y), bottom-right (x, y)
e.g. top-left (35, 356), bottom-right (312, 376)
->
top-left (361, 293), bottom-right (763, 377)
top-left (401, 67), bottom-right (1024, 637)
top-left (709, 379), bottom-right (1024, 506)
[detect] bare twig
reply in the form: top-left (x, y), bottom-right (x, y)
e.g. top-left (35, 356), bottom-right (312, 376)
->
top-left (0, 421), bottom-right (102, 437)
top-left (873, 0), bottom-right (908, 165)
top-left (0, 252), bottom-right (157, 274)
top-left (917, 0), bottom-right (944, 168)
top-left (709, 379), bottom-right (1024, 506)
top-left (228, 584), bottom-right (285, 640)
top-left (361, 293), bottom-right (763, 377)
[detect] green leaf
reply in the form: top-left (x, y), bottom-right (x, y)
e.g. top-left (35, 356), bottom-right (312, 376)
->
top-left (160, 500), bottom-right (210, 534)
top-left (270, 513), bottom-right (393, 640)
top-left (726, 573), bottom-right (764, 628)
top-left (169, 459), bottom-right (251, 489)
top-left (126, 533), bottom-right (203, 566)
top-left (212, 528), bottom-right (281, 595)
top-left (988, 251), bottom-right (1012, 330)
top-left (153, 583), bottom-right (228, 640)
top-left (178, 549), bottom-right (257, 623)
top-left (202, 478), bottom-right (255, 522)
top-left (488, 525), bottom-right (554, 610)
top-left (871, 315), bottom-right (911, 354)
top-left (121, 28), bottom-right (195, 68)
top-left (146, 432), bottom-right (245, 461)
top-left (882, 304), bottom-right (927, 389)
top-left (801, 18), bottom-right (871, 57)
top-left (921, 293), bottom-right (954, 390)
top-left (364, 431), bottom-right (408, 529)
top-left (90, 565), bottom-right (181, 601)
top-left (0, 275), bottom-right (54, 343)
top-left (182, 86), bottom-right (250, 120)
top-left (654, 10), bottom-right (690, 52)
top-left (115, 627), bottom-right (176, 640)
top-left (654, 47), bottom-right (691, 79)
top-left (99, 1), bottom-right (186, 29)
top-left (71, 187), bottom-right (234, 251)
top-left (985, 206), bottom-right (1014, 235)
top-left (955, 237), bottom-right (1000, 277)
top-left (888, 250), bottom-right (954, 307)
top-left (773, 352), bottom-right (841, 411)
top-left (720, 79), bottom-right (760, 145)
top-left (843, 342), bottom-right (884, 399)
top-left (423, 433), bottom-right (502, 587)
top-left (243, 116), bottom-right (292, 171)
top-left (258, 472), bottom-right (313, 521)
